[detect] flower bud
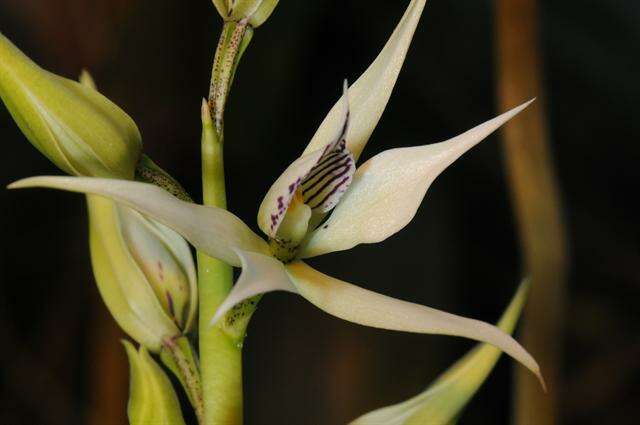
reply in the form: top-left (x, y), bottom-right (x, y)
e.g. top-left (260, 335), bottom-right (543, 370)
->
top-left (123, 341), bottom-right (186, 425)
top-left (88, 195), bottom-right (197, 351)
top-left (212, 0), bottom-right (279, 27)
top-left (0, 33), bottom-right (141, 179)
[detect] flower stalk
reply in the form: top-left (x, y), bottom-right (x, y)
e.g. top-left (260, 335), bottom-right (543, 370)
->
top-left (199, 19), bottom-right (254, 425)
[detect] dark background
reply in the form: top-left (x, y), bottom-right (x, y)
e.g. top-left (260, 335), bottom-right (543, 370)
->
top-left (1, 1), bottom-right (638, 424)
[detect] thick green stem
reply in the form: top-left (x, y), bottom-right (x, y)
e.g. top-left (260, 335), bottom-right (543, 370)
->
top-left (198, 21), bottom-right (253, 425)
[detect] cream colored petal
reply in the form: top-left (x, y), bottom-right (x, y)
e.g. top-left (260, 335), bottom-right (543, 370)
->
top-left (210, 249), bottom-right (296, 326)
top-left (303, 0), bottom-right (427, 161)
top-left (8, 176), bottom-right (269, 266)
top-left (349, 279), bottom-right (534, 425)
top-left (300, 101), bottom-right (534, 258)
top-left (285, 262), bottom-right (542, 383)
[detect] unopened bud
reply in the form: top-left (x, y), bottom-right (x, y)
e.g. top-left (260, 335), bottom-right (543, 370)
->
top-left (212, 0), bottom-right (279, 27)
top-left (88, 196), bottom-right (197, 351)
top-left (0, 33), bottom-right (141, 179)
top-left (123, 341), bottom-right (186, 425)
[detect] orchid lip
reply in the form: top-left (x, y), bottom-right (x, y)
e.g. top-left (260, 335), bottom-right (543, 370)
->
top-left (258, 80), bottom-right (354, 240)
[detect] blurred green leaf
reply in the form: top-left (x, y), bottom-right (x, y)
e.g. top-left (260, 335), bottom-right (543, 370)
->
top-left (350, 279), bottom-right (531, 425)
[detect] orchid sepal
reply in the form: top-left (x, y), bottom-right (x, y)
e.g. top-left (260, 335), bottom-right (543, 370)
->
top-left (207, 250), bottom-right (542, 384)
top-left (8, 176), bottom-right (270, 266)
top-left (349, 279), bottom-right (532, 425)
top-left (300, 100), bottom-right (535, 259)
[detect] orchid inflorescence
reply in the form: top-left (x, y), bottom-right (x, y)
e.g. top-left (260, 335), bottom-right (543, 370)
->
top-left (1, 0), bottom-right (544, 423)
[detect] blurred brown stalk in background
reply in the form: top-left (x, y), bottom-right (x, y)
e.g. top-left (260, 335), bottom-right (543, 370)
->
top-left (495, 0), bottom-right (569, 424)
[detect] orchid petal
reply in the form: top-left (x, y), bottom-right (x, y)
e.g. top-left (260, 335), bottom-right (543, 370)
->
top-left (210, 249), bottom-right (296, 326)
top-left (301, 101), bottom-right (534, 258)
top-left (350, 279), bottom-right (531, 425)
top-left (285, 262), bottom-right (543, 383)
top-left (8, 176), bottom-right (269, 266)
top-left (303, 0), bottom-right (427, 162)
top-left (258, 83), bottom-right (352, 239)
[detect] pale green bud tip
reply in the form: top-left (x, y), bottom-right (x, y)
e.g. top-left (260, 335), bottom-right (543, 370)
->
top-left (212, 0), bottom-right (280, 27)
top-left (123, 341), bottom-right (186, 425)
top-left (0, 33), bottom-right (142, 179)
top-left (78, 69), bottom-right (97, 90)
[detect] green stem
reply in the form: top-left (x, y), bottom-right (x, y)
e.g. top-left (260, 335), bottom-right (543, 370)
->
top-left (198, 20), bottom-right (253, 425)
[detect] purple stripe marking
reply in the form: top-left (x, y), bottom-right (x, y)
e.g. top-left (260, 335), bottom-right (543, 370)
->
top-left (302, 157), bottom-right (352, 194)
top-left (308, 175), bottom-right (352, 210)
top-left (305, 165), bottom-right (353, 206)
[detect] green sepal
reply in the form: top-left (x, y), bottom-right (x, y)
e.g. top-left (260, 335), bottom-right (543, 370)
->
top-left (123, 340), bottom-right (186, 425)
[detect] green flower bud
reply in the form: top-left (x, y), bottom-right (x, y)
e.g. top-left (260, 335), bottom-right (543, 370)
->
top-left (123, 341), bottom-right (186, 425)
top-left (0, 33), bottom-right (141, 179)
top-left (88, 195), bottom-right (197, 351)
top-left (212, 0), bottom-right (280, 27)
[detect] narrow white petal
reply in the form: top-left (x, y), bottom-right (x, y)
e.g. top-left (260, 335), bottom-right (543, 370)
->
top-left (303, 0), bottom-right (427, 161)
top-left (8, 176), bottom-right (269, 266)
top-left (285, 262), bottom-right (542, 382)
top-left (210, 249), bottom-right (296, 325)
top-left (301, 101), bottom-right (534, 258)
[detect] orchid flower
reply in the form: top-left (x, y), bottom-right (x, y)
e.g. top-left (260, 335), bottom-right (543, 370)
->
top-left (7, 0), bottom-right (543, 384)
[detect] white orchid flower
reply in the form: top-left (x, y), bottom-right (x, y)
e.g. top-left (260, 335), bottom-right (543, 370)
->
top-left (7, 0), bottom-right (543, 384)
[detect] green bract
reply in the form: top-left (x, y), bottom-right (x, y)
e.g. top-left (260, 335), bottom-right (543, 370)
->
top-left (211, 0), bottom-right (280, 27)
top-left (0, 33), bottom-right (141, 179)
top-left (123, 341), bottom-right (186, 425)
top-left (88, 195), bottom-right (197, 352)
